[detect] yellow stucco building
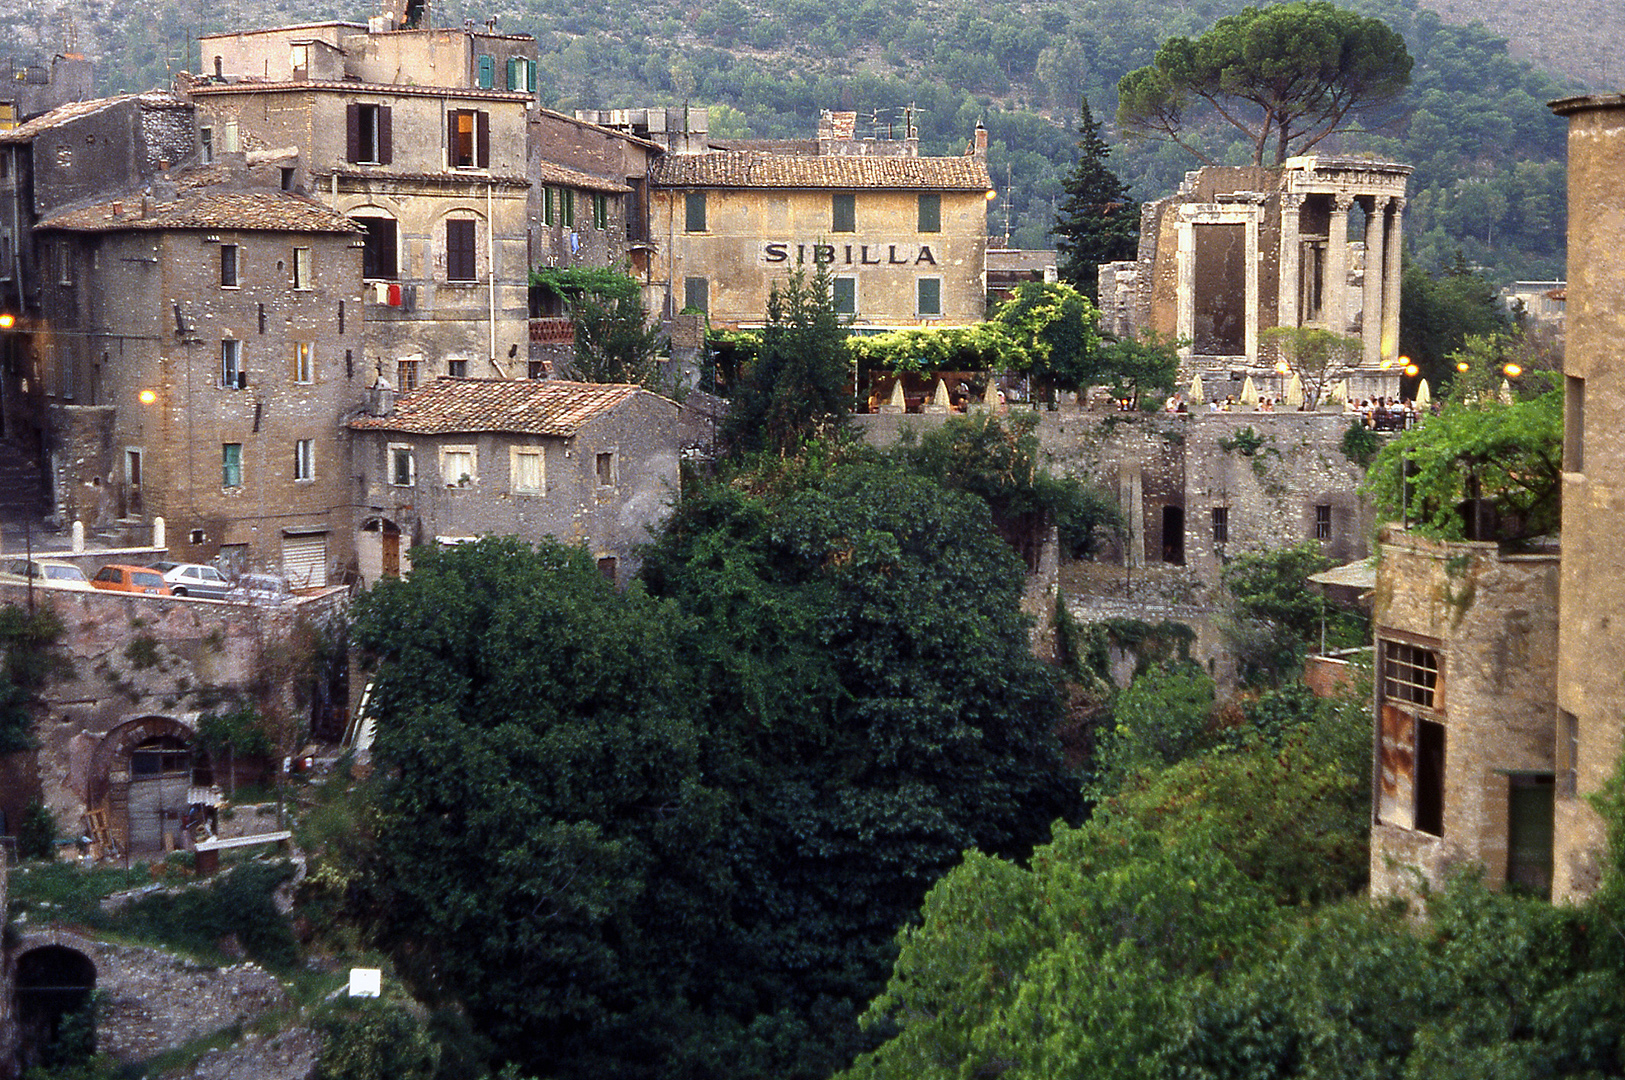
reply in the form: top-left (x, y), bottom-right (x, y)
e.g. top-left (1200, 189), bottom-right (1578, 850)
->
top-left (647, 115), bottom-right (993, 329)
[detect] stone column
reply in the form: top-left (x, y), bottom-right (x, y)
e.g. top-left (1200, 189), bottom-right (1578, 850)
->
top-left (1277, 193), bottom-right (1305, 329)
top-left (1176, 219), bottom-right (1195, 360)
top-left (1245, 207), bottom-right (1261, 363)
top-left (1326, 194), bottom-right (1354, 335)
top-left (1382, 197), bottom-right (1406, 365)
top-left (1363, 196), bottom-right (1389, 367)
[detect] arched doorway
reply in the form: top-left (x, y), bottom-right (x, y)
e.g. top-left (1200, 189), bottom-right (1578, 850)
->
top-left (127, 735), bottom-right (193, 853)
top-left (15, 945), bottom-right (97, 1071)
top-left (359, 516), bottom-right (410, 584)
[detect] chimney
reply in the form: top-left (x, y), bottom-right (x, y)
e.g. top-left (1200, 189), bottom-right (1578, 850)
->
top-left (368, 377), bottom-right (397, 417)
top-left (972, 121), bottom-right (988, 159)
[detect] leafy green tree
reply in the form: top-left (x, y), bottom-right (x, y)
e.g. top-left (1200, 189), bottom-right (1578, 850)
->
top-left (1260, 325), bottom-right (1361, 409)
top-left (567, 292), bottom-right (669, 390)
top-left (316, 1000), bottom-right (440, 1080)
top-left (989, 280), bottom-right (1104, 391)
top-left (1218, 542), bottom-right (1335, 684)
top-left (1053, 96), bottom-right (1138, 299)
top-left (0, 604), bottom-right (66, 752)
top-left (1093, 661), bottom-right (1216, 793)
top-left (1363, 368), bottom-right (1561, 542)
top-left (720, 263), bottom-right (851, 456)
top-left (1117, 1), bottom-right (1412, 165)
top-left (352, 538), bottom-right (729, 1080)
top-left (1096, 329), bottom-right (1181, 407)
top-left (640, 447), bottom-right (1083, 1077)
top-left (1399, 255), bottom-right (1511, 392)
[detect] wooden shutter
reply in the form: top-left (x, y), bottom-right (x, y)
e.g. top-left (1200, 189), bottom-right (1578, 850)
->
top-left (346, 103), bottom-right (361, 163)
top-left (476, 110), bottom-right (490, 167)
top-left (478, 54), bottom-right (494, 88)
top-left (527, 61), bottom-right (537, 93)
top-left (447, 219), bottom-right (476, 281)
top-left (447, 113), bottom-right (457, 168)
top-left (506, 57), bottom-right (517, 90)
top-left (378, 106), bottom-right (393, 164)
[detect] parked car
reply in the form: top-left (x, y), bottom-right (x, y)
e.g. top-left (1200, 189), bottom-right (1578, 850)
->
top-left (0, 558), bottom-right (93, 590)
top-left (225, 572), bottom-right (292, 605)
top-left (149, 561), bottom-right (231, 599)
top-left (90, 564), bottom-right (172, 595)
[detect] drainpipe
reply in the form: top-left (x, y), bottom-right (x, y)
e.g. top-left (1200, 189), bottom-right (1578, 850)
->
top-left (487, 181), bottom-right (497, 371)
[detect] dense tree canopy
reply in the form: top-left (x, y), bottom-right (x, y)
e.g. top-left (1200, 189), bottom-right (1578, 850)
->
top-left (1054, 97), bottom-right (1139, 298)
top-left (1117, 1), bottom-right (1413, 165)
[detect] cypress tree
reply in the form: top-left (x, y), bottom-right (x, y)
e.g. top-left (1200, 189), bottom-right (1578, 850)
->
top-left (1054, 97), bottom-right (1139, 301)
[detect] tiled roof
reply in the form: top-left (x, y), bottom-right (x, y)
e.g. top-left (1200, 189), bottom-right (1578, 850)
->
top-left (650, 150), bottom-right (992, 191)
top-left (0, 93), bottom-right (186, 144)
top-left (38, 189), bottom-right (362, 234)
top-left (321, 168), bottom-right (530, 188)
top-left (534, 161), bottom-right (629, 193)
top-left (189, 80), bottom-right (528, 102)
top-left (350, 377), bottom-right (658, 435)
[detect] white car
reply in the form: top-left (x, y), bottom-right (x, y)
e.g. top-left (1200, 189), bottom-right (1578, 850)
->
top-left (149, 561), bottom-right (232, 599)
top-left (0, 558), bottom-right (94, 590)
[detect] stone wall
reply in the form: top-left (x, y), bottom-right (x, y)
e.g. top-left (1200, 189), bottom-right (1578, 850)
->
top-left (1369, 529), bottom-right (1560, 902)
top-left (0, 583), bottom-right (348, 848)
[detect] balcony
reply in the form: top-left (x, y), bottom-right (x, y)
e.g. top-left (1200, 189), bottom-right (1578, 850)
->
top-left (530, 317), bottom-right (574, 345)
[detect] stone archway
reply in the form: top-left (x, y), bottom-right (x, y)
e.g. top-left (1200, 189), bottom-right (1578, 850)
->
top-left (358, 516), bottom-right (411, 584)
top-left (13, 944), bottom-right (95, 1073)
top-left (86, 716), bottom-right (203, 856)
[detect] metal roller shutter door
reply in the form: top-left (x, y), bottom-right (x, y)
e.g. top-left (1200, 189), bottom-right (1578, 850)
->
top-left (282, 532), bottom-right (328, 587)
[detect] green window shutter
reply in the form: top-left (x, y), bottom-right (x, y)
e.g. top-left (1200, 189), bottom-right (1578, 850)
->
top-left (527, 60), bottom-right (536, 93)
top-left (684, 277), bottom-right (708, 313)
top-left (917, 193), bottom-right (941, 233)
top-left (832, 193), bottom-right (855, 232)
top-left (832, 276), bottom-right (856, 314)
top-left (506, 57), bottom-right (518, 90)
top-left (564, 189), bottom-right (575, 227)
top-left (222, 443), bottom-right (242, 487)
top-left (685, 191), bottom-right (706, 232)
top-left (917, 277), bottom-right (941, 316)
top-left (544, 187), bottom-right (554, 226)
top-left (477, 54), bottom-right (494, 89)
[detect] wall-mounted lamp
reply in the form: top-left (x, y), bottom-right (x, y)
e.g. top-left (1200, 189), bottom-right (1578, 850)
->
top-left (138, 388), bottom-right (158, 404)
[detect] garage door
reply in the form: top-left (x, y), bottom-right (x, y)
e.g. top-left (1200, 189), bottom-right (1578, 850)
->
top-left (283, 532), bottom-right (328, 587)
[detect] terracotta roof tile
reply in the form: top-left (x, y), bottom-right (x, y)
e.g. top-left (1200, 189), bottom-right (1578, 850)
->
top-left (189, 80), bottom-right (527, 102)
top-left (650, 150), bottom-right (992, 191)
top-left (350, 377), bottom-right (659, 436)
top-left (533, 161), bottom-right (630, 193)
top-left (38, 189), bottom-right (362, 234)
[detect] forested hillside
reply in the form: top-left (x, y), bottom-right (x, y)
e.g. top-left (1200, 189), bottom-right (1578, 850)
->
top-left (1, 0), bottom-right (1579, 278)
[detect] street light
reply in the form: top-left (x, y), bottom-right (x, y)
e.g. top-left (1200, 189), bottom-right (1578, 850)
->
top-left (1504, 363), bottom-right (1523, 378)
top-left (138, 389), bottom-right (158, 405)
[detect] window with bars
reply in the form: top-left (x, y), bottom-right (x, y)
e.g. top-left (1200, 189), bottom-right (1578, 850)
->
top-left (1382, 640), bottom-right (1438, 708)
top-left (1211, 506), bottom-right (1228, 544)
top-left (1315, 504), bottom-right (1332, 540)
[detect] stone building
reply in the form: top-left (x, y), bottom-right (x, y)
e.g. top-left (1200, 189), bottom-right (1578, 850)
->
top-left (0, 53), bottom-right (95, 130)
top-left (1368, 529), bottom-right (1560, 901)
top-left (642, 110), bottom-right (993, 328)
top-left (186, 13), bottom-right (536, 393)
top-left (347, 376), bottom-right (684, 584)
top-left (0, 93), bottom-right (199, 470)
top-left (31, 173), bottom-right (367, 581)
top-left (1549, 92), bottom-right (1625, 901)
top-left (1100, 156), bottom-right (1411, 402)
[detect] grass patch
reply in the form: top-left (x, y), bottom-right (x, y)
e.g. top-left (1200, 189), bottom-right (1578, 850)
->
top-left (7, 862), bottom-right (149, 926)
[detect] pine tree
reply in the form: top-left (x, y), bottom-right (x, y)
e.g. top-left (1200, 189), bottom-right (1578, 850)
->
top-left (1054, 97), bottom-right (1139, 301)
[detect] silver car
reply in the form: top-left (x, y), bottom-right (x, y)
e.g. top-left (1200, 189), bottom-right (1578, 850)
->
top-left (0, 558), bottom-right (93, 590)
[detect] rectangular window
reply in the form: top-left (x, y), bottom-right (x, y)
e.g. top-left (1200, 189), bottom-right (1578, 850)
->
top-left (543, 187), bottom-right (555, 227)
top-left (356, 217), bottom-right (398, 279)
top-left (347, 103), bottom-right (392, 164)
top-left (222, 443), bottom-right (243, 488)
top-left (596, 451), bottom-right (615, 487)
top-left (281, 166), bottom-right (295, 190)
top-left (1415, 718), bottom-right (1446, 837)
top-left (56, 241), bottom-right (71, 285)
top-left (831, 276), bottom-right (856, 315)
top-left (390, 445), bottom-right (415, 487)
top-left (683, 277), bottom-right (708, 314)
top-left (916, 277), bottom-right (942, 317)
top-left (446, 220), bottom-right (477, 282)
top-left (1211, 506), bottom-right (1228, 544)
top-left (200, 127), bottom-right (213, 163)
top-left (292, 246), bottom-right (311, 290)
top-left (832, 192), bottom-right (855, 233)
top-left (1314, 504), bottom-right (1332, 540)
top-left (507, 56), bottom-right (535, 92)
top-left (447, 109), bottom-right (489, 168)
top-left (221, 340), bottom-right (243, 389)
top-left (294, 438), bottom-right (314, 481)
top-left (512, 448), bottom-right (544, 493)
top-left (397, 359), bottom-right (419, 391)
top-left (292, 342), bottom-right (313, 384)
top-left (563, 189), bottom-right (575, 228)
top-left (593, 192), bottom-right (608, 229)
top-left (442, 446), bottom-right (476, 486)
top-left (1506, 774), bottom-right (1554, 898)
top-left (1565, 375), bottom-right (1584, 473)
top-left (220, 244), bottom-right (238, 287)
top-left (685, 191), bottom-right (707, 232)
top-left (447, 358), bottom-right (468, 377)
top-left (918, 193), bottom-right (941, 233)
top-left (1382, 640), bottom-right (1438, 708)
